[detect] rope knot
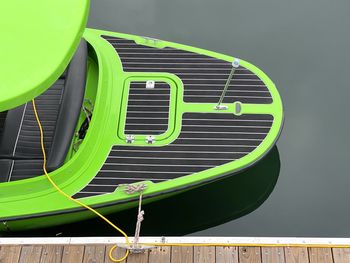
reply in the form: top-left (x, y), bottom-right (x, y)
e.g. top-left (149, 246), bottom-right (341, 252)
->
top-left (124, 183), bottom-right (147, 195)
top-left (138, 211), bottom-right (145, 222)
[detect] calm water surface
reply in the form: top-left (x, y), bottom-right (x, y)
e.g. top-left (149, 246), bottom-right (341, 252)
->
top-left (86, 0), bottom-right (350, 237)
top-left (4, 0), bottom-right (350, 238)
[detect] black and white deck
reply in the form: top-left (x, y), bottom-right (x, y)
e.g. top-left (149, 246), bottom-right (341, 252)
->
top-left (74, 36), bottom-right (274, 198)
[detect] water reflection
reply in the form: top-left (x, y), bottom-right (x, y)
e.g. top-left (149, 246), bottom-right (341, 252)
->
top-left (3, 146), bottom-right (280, 237)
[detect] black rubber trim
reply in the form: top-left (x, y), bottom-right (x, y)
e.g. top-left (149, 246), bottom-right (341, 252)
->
top-left (0, 159), bottom-right (12, 182)
top-left (0, 111), bottom-right (7, 138)
top-left (46, 40), bottom-right (88, 172)
top-left (0, 105), bottom-right (26, 157)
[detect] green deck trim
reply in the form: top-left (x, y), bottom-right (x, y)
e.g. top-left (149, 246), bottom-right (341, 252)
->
top-left (66, 56), bottom-right (100, 160)
top-left (0, 28), bottom-right (283, 229)
top-left (117, 74), bottom-right (181, 146)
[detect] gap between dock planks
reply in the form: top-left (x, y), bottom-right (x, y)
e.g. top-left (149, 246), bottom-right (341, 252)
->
top-left (1, 245), bottom-right (350, 263)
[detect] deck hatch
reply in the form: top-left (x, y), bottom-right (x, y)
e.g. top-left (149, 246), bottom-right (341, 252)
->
top-left (118, 77), bottom-right (179, 145)
top-left (124, 81), bottom-right (170, 136)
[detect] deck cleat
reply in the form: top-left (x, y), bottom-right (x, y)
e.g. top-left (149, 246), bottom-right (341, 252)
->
top-left (126, 135), bottom-right (135, 144)
top-left (145, 135), bottom-right (155, 144)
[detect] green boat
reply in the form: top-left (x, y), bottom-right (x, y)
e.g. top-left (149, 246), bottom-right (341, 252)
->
top-left (0, 0), bottom-right (283, 232)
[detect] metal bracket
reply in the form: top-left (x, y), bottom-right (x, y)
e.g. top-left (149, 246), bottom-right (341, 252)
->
top-left (214, 105), bottom-right (229, 110)
top-left (232, 58), bottom-right (240, 68)
top-left (146, 80), bottom-right (155, 89)
top-left (126, 135), bottom-right (135, 144)
top-left (161, 236), bottom-right (166, 243)
top-left (214, 58), bottom-right (240, 110)
top-left (145, 135), bottom-right (155, 144)
top-left (116, 244), bottom-right (157, 254)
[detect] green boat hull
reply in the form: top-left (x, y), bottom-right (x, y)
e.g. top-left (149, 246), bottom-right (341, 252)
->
top-left (0, 29), bottom-right (283, 231)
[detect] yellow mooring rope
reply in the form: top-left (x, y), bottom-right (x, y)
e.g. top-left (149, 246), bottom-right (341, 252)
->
top-left (140, 242), bottom-right (350, 248)
top-left (32, 99), bottom-right (129, 262)
top-left (33, 99), bottom-right (350, 257)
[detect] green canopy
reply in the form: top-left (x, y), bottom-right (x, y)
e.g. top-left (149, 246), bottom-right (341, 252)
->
top-left (0, 0), bottom-right (89, 111)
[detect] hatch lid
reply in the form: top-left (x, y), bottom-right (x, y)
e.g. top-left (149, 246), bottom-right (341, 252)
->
top-left (0, 0), bottom-right (89, 111)
top-left (118, 76), bottom-right (180, 146)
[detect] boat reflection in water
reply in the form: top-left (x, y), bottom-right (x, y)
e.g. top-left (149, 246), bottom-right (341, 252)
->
top-left (3, 146), bottom-right (280, 237)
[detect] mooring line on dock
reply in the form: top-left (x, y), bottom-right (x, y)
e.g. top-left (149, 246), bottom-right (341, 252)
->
top-left (32, 99), bottom-right (130, 262)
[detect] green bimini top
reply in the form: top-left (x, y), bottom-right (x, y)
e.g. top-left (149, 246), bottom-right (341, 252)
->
top-left (0, 0), bottom-right (89, 111)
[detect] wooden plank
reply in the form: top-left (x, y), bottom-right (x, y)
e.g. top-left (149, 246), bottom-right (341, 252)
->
top-left (125, 250), bottom-right (149, 263)
top-left (308, 248), bottom-right (333, 263)
top-left (194, 246), bottom-right (215, 263)
top-left (333, 248), bottom-right (350, 263)
top-left (104, 245), bottom-right (127, 263)
top-left (0, 246), bottom-right (21, 263)
top-left (83, 245), bottom-right (105, 263)
top-left (18, 246), bottom-right (42, 263)
top-left (285, 247), bottom-right (309, 263)
top-left (262, 247), bottom-right (285, 263)
top-left (2, 243), bottom-right (348, 263)
top-left (216, 246), bottom-right (238, 263)
top-left (61, 245), bottom-right (84, 263)
top-left (171, 246), bottom-right (193, 263)
top-left (149, 246), bottom-right (171, 263)
top-left (40, 245), bottom-right (63, 263)
top-left (239, 247), bottom-right (262, 263)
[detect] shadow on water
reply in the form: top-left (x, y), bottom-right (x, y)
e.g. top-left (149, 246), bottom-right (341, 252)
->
top-left (3, 146), bottom-right (280, 237)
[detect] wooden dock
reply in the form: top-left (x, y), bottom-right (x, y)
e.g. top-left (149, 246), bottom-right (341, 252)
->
top-left (1, 237), bottom-right (350, 263)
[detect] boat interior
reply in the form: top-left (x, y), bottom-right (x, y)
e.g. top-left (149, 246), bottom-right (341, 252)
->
top-left (0, 40), bottom-right (89, 183)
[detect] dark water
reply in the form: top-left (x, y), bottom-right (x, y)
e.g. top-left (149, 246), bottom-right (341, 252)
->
top-left (86, 0), bottom-right (350, 237)
top-left (4, 0), bottom-right (350, 238)
top-left (4, 146), bottom-right (280, 237)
